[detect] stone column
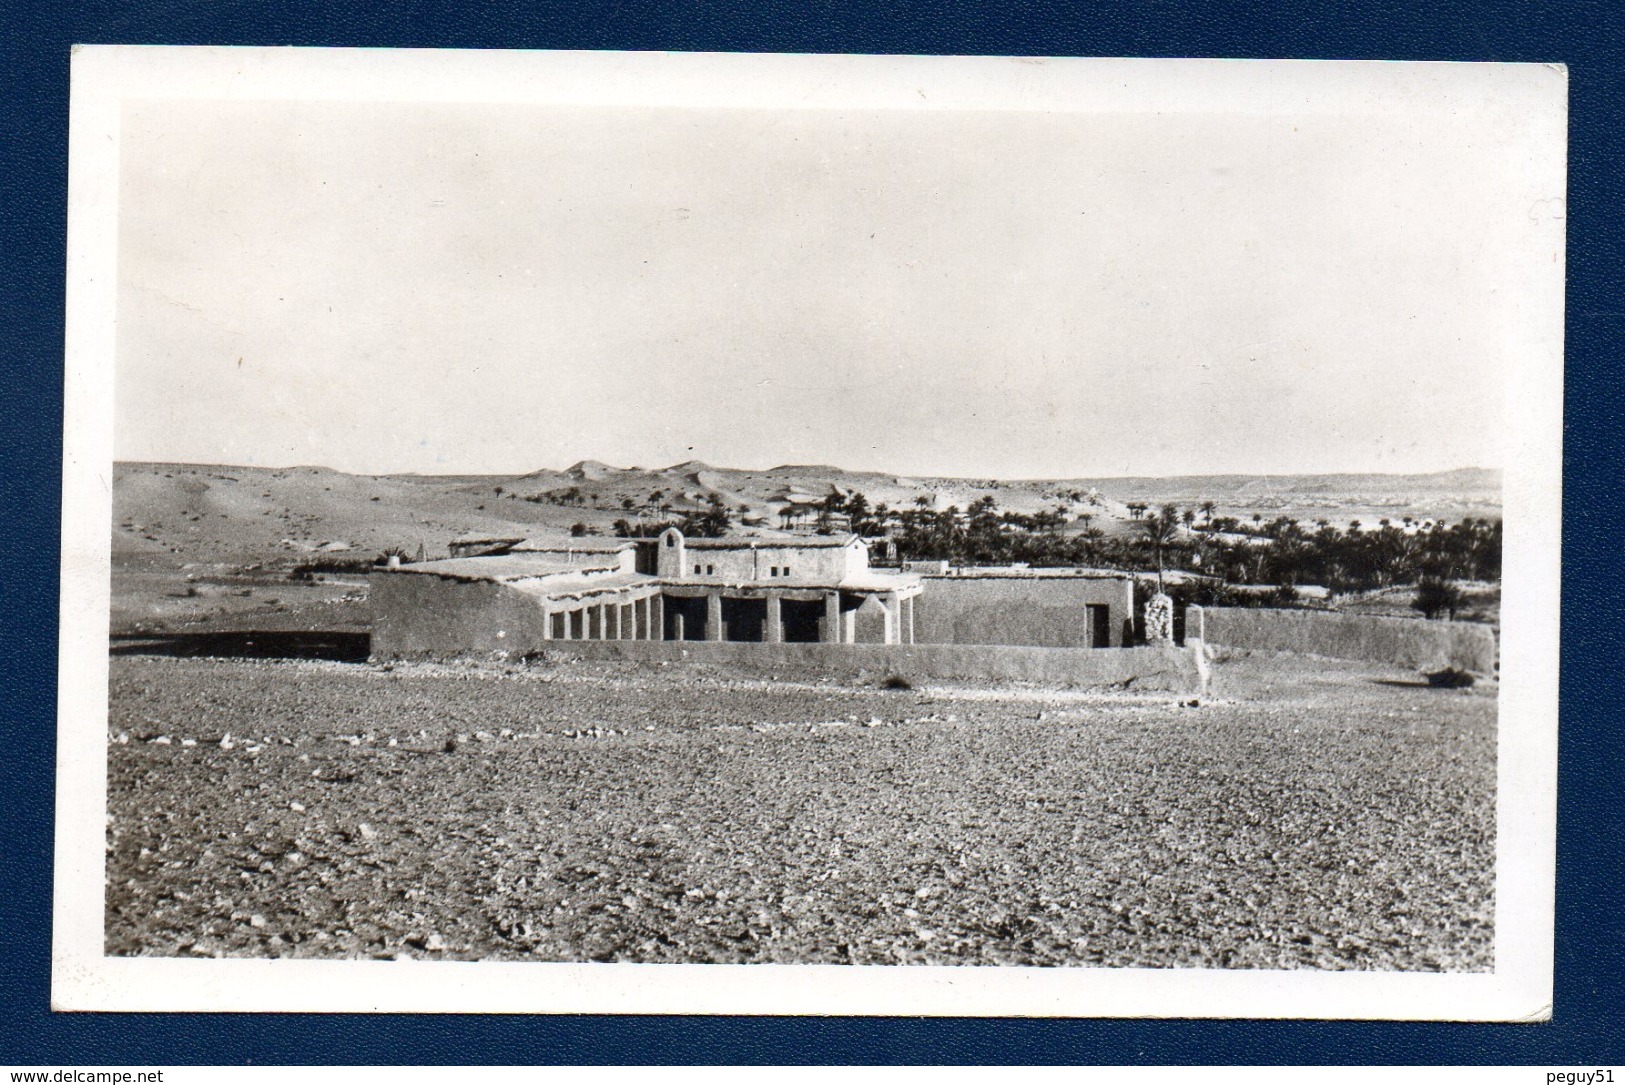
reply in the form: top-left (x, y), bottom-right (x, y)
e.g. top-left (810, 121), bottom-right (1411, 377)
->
top-left (822, 591), bottom-right (841, 643)
top-left (651, 595), bottom-right (664, 641)
top-left (706, 592), bottom-right (725, 641)
top-left (539, 606), bottom-right (552, 640)
top-left (1144, 593), bottom-right (1175, 646)
top-left (764, 594), bottom-right (783, 643)
top-left (610, 601), bottom-right (622, 640)
top-left (883, 592), bottom-right (899, 645)
top-left (905, 595), bottom-right (915, 644)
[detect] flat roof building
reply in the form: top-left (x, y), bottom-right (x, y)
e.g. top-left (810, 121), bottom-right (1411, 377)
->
top-left (372, 528), bottom-right (1134, 660)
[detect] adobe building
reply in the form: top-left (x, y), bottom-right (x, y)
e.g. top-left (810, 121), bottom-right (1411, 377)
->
top-left (910, 569), bottom-right (1135, 649)
top-left (655, 528), bottom-right (921, 644)
top-left (372, 528), bottom-right (928, 656)
top-left (368, 528), bottom-right (1207, 690)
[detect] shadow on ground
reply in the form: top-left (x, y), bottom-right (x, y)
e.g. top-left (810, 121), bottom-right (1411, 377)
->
top-left (110, 631), bottom-right (370, 663)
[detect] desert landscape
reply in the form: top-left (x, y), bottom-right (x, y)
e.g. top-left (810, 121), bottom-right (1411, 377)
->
top-left (105, 651), bottom-right (1493, 969)
top-left (104, 459), bottom-right (1498, 970)
top-left (111, 459), bottom-right (1501, 637)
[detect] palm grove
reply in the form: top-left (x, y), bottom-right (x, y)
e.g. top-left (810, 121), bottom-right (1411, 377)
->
top-left (585, 487), bottom-right (1498, 622)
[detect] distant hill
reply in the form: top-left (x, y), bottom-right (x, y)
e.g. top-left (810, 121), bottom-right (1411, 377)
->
top-left (113, 460), bottom-right (1501, 568)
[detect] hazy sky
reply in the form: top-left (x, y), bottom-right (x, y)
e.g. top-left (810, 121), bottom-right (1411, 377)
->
top-left (115, 88), bottom-right (1544, 478)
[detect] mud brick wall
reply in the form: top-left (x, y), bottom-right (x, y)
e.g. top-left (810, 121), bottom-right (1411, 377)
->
top-left (370, 572), bottom-right (551, 658)
top-left (1189, 605), bottom-right (1497, 673)
top-left (527, 641), bottom-right (1207, 693)
top-left (911, 576), bottom-right (1135, 648)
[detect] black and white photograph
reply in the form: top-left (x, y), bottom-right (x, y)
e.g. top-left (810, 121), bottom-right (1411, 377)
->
top-left (54, 48), bottom-right (1564, 1018)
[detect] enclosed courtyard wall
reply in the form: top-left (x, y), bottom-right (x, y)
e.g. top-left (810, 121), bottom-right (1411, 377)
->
top-left (533, 640), bottom-right (1206, 693)
top-left (370, 572), bottom-right (1203, 690)
top-left (1189, 605), bottom-right (1497, 673)
top-left (911, 575), bottom-right (1134, 648)
top-left (371, 572), bottom-right (553, 659)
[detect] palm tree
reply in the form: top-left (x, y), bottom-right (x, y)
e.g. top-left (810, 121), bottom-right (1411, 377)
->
top-left (1142, 508), bottom-right (1181, 593)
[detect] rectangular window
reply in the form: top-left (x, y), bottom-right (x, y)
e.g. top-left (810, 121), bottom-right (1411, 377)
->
top-left (694, 564), bottom-right (702, 574)
top-left (707, 564), bottom-right (715, 575)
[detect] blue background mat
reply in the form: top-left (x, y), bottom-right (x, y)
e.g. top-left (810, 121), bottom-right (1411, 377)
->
top-left (3, 0), bottom-right (1619, 1064)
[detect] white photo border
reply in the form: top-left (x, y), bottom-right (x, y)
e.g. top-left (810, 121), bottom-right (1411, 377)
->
top-left (55, 46), bottom-right (1565, 1018)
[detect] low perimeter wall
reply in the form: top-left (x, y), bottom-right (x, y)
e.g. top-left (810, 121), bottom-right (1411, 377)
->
top-left (1189, 605), bottom-right (1497, 673)
top-left (393, 637), bottom-right (1207, 693)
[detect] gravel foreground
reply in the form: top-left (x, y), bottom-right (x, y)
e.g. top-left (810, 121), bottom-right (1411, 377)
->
top-left (105, 652), bottom-right (1494, 970)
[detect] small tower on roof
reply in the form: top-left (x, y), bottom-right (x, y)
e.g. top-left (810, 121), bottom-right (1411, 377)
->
top-left (657, 526), bottom-right (688, 579)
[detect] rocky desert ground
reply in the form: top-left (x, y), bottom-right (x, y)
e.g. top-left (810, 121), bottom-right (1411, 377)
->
top-left (105, 650), bottom-right (1494, 970)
